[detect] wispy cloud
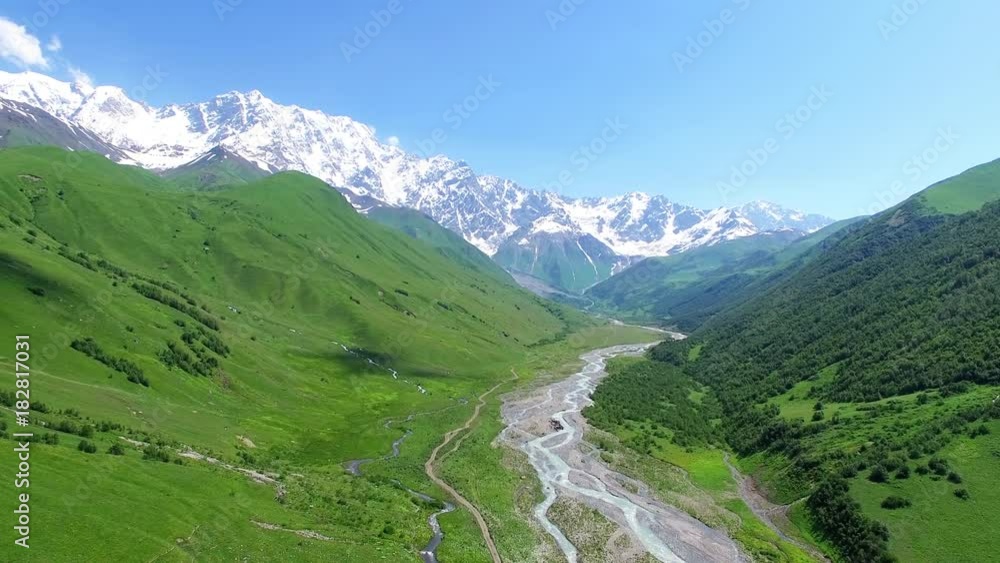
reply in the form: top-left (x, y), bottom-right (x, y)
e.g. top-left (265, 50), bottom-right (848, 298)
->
top-left (68, 66), bottom-right (94, 90)
top-left (46, 34), bottom-right (62, 53)
top-left (387, 135), bottom-right (401, 147)
top-left (0, 17), bottom-right (49, 68)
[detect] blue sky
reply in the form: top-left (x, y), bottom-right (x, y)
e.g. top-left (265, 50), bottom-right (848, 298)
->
top-left (1, 0), bottom-right (999, 218)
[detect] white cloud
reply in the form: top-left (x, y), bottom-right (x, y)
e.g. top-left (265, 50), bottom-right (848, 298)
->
top-left (387, 135), bottom-right (400, 147)
top-left (0, 17), bottom-right (49, 68)
top-left (68, 66), bottom-right (94, 90)
top-left (46, 35), bottom-right (62, 53)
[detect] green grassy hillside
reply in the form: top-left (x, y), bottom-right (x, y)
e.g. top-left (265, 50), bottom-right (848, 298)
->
top-left (366, 206), bottom-right (514, 285)
top-left (162, 146), bottom-right (271, 190)
top-left (608, 160), bottom-right (1000, 562)
top-left (920, 158), bottom-right (1000, 214)
top-left (0, 146), bottom-right (615, 561)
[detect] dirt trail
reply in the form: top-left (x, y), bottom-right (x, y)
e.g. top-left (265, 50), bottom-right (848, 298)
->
top-left (722, 454), bottom-right (828, 562)
top-left (424, 373), bottom-right (516, 563)
top-left (342, 411), bottom-right (457, 562)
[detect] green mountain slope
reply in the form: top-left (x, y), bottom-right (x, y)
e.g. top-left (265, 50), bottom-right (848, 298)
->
top-left (920, 157), bottom-right (1000, 214)
top-left (493, 231), bottom-right (629, 293)
top-left (587, 220), bottom-right (863, 330)
top-left (366, 205), bottom-right (514, 284)
top-left (599, 160), bottom-right (1000, 562)
top-left (162, 145), bottom-right (271, 189)
top-left (0, 146), bottom-right (605, 561)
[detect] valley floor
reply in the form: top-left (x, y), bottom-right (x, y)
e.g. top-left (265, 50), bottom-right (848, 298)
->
top-left (499, 343), bottom-right (743, 563)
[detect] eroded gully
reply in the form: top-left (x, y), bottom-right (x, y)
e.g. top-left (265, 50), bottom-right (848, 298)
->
top-left (501, 343), bottom-right (746, 563)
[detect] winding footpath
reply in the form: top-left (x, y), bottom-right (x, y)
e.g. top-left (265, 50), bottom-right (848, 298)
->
top-left (423, 376), bottom-right (515, 563)
top-left (343, 414), bottom-right (456, 563)
top-left (344, 379), bottom-right (510, 563)
top-left (723, 454), bottom-right (829, 562)
top-left (501, 343), bottom-right (746, 563)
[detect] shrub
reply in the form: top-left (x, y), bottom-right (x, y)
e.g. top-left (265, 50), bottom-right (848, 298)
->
top-left (806, 478), bottom-right (892, 563)
top-left (70, 338), bottom-right (145, 380)
top-left (127, 372), bottom-right (150, 387)
top-left (839, 465), bottom-right (858, 478)
top-left (895, 465), bottom-right (911, 479)
top-left (142, 446), bottom-right (172, 463)
top-left (947, 472), bottom-right (963, 484)
top-left (868, 466), bottom-right (889, 483)
top-left (108, 443), bottom-right (126, 456)
top-left (881, 496), bottom-right (911, 509)
top-left (971, 424), bottom-right (991, 438)
top-left (77, 440), bottom-right (98, 454)
top-left (26, 286), bottom-right (46, 297)
top-left (928, 457), bottom-right (950, 476)
top-left (954, 488), bottom-right (970, 500)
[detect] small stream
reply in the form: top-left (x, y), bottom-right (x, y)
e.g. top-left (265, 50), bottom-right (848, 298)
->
top-left (344, 415), bottom-right (455, 563)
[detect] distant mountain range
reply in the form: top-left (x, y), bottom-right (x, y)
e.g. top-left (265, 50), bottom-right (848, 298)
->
top-left (0, 70), bottom-right (832, 292)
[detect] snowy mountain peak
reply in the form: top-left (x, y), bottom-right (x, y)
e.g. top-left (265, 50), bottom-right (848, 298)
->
top-left (0, 70), bottom-right (833, 291)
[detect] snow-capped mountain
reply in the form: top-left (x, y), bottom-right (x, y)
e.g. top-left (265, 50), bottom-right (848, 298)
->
top-left (0, 70), bottom-right (833, 292)
top-left (0, 97), bottom-right (131, 160)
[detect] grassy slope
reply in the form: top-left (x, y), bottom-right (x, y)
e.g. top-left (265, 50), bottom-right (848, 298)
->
top-left (851, 420), bottom-right (1000, 562)
top-left (366, 206), bottom-right (514, 285)
top-left (162, 149), bottom-right (269, 190)
top-left (920, 158), bottom-right (1000, 214)
top-left (0, 146), bottom-right (619, 561)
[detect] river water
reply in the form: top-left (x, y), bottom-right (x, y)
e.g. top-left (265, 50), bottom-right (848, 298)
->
top-left (501, 344), bottom-right (744, 563)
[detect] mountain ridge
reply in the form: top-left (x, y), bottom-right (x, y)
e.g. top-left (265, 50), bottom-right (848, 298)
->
top-left (0, 70), bottom-right (833, 291)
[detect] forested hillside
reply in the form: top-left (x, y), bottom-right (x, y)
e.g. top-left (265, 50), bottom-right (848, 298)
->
top-left (590, 158), bottom-right (1000, 562)
top-left (587, 219), bottom-right (863, 330)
